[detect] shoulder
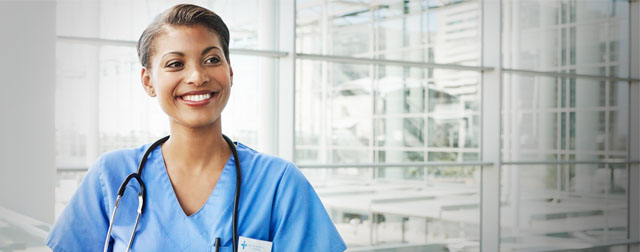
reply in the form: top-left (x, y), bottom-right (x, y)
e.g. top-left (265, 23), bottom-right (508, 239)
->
top-left (235, 142), bottom-right (295, 175)
top-left (234, 142), bottom-right (305, 188)
top-left (87, 144), bottom-right (152, 185)
top-left (96, 144), bottom-right (149, 168)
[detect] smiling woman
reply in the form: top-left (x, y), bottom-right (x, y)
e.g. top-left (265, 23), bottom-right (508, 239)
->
top-left (141, 24), bottom-right (233, 131)
top-left (45, 4), bottom-right (346, 252)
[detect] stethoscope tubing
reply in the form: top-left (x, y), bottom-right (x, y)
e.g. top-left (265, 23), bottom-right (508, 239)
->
top-left (223, 135), bottom-right (242, 252)
top-left (103, 135), bottom-right (241, 252)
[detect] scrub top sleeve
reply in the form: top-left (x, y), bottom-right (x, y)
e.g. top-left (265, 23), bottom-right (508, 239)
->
top-left (270, 162), bottom-right (346, 252)
top-left (45, 155), bottom-right (110, 252)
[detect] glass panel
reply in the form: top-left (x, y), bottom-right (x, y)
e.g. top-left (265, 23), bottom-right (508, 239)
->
top-left (428, 1), bottom-right (481, 66)
top-left (329, 1), bottom-right (371, 57)
top-left (330, 117), bottom-right (372, 147)
top-left (57, 0), bottom-right (267, 50)
top-left (500, 164), bottom-right (628, 251)
top-left (295, 3), bottom-right (323, 54)
top-left (376, 150), bottom-right (424, 180)
top-left (428, 115), bottom-right (479, 149)
top-left (310, 166), bottom-right (480, 250)
top-left (573, 24), bottom-right (606, 69)
top-left (56, 42), bottom-right (96, 166)
top-left (427, 69), bottom-right (480, 113)
top-left (295, 59), bottom-right (482, 249)
top-left (331, 149), bottom-right (371, 164)
top-left (97, 45), bottom-right (168, 152)
top-left (331, 63), bottom-right (371, 88)
top-left (295, 59), bottom-right (324, 148)
top-left (295, 148), bottom-right (319, 164)
top-left (375, 117), bottom-right (424, 148)
top-left (296, 61), bottom-right (481, 161)
top-left (296, 0), bottom-right (481, 66)
top-left (502, 74), bottom-right (628, 161)
top-left (502, 0), bottom-right (629, 77)
top-left (222, 55), bottom-right (263, 146)
top-left (375, 65), bottom-right (426, 115)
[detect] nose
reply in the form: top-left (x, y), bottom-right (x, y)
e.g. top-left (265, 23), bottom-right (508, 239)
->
top-left (185, 65), bottom-right (209, 86)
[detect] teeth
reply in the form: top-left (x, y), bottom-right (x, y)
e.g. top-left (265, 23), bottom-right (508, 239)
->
top-left (182, 93), bottom-right (211, 102)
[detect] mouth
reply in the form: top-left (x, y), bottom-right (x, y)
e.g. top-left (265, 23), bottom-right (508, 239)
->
top-left (177, 91), bottom-right (218, 106)
top-left (182, 92), bottom-right (212, 101)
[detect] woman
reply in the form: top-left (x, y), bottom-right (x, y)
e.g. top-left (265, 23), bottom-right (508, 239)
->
top-left (46, 4), bottom-right (346, 252)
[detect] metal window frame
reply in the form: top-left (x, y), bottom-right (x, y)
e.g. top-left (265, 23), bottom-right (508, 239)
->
top-left (297, 161), bottom-right (493, 169)
top-left (629, 1), bottom-right (640, 252)
top-left (277, 0), bottom-right (296, 160)
top-left (296, 53), bottom-right (494, 71)
top-left (480, 0), bottom-right (502, 252)
top-left (57, 35), bottom-right (290, 58)
top-left (503, 68), bottom-right (640, 83)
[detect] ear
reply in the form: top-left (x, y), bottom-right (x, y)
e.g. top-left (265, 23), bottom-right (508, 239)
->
top-left (229, 65), bottom-right (234, 86)
top-left (141, 67), bottom-right (156, 97)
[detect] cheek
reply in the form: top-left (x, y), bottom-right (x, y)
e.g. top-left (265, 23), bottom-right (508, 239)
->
top-left (153, 75), bottom-right (178, 97)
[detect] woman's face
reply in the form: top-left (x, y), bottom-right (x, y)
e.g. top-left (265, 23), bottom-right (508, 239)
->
top-left (141, 24), bottom-right (233, 130)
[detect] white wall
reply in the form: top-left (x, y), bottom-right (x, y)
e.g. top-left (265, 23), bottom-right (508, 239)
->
top-left (0, 1), bottom-right (56, 224)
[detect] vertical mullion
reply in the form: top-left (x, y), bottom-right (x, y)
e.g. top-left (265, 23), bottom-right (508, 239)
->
top-left (423, 4), bottom-right (430, 186)
top-left (277, 0), bottom-right (295, 160)
top-left (481, 0), bottom-right (501, 250)
top-left (628, 0), bottom-right (640, 249)
top-left (320, 0), bottom-right (328, 164)
top-left (259, 0), bottom-right (278, 155)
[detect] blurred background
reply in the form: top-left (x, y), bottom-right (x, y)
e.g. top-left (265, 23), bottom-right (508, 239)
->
top-left (0, 0), bottom-right (639, 251)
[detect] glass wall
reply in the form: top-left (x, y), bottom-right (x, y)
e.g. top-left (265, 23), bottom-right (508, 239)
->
top-left (50, 0), bottom-right (638, 251)
top-left (296, 0), bottom-right (482, 250)
top-left (500, 0), bottom-right (632, 250)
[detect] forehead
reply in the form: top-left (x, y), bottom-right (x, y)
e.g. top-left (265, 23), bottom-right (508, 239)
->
top-left (152, 24), bottom-right (222, 56)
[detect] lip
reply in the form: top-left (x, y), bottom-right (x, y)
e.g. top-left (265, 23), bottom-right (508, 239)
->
top-left (177, 90), bottom-right (217, 107)
top-left (178, 90), bottom-right (213, 96)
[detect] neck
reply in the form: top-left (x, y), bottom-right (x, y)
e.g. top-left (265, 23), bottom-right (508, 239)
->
top-left (162, 119), bottom-right (230, 174)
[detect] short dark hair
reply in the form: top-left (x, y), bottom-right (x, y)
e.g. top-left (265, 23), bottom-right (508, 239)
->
top-left (137, 4), bottom-right (230, 68)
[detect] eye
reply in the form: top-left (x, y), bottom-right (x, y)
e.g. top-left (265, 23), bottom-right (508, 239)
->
top-left (205, 56), bottom-right (221, 64)
top-left (166, 61), bottom-right (184, 68)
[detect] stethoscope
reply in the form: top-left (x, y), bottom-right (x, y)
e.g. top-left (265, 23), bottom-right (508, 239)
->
top-left (103, 134), bottom-right (242, 252)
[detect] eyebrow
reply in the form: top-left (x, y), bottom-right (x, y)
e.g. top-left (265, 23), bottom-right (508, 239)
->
top-left (201, 46), bottom-right (221, 56)
top-left (161, 46), bottom-right (221, 59)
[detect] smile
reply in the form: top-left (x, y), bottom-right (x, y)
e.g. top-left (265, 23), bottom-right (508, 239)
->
top-left (177, 91), bottom-right (217, 106)
top-left (182, 93), bottom-right (211, 101)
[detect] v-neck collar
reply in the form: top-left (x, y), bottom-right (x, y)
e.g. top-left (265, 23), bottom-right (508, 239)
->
top-left (158, 145), bottom-right (233, 218)
top-left (140, 144), bottom-right (238, 251)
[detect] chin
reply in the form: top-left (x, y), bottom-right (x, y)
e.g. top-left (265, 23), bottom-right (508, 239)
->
top-left (190, 117), bottom-right (221, 128)
top-left (171, 115), bottom-right (220, 129)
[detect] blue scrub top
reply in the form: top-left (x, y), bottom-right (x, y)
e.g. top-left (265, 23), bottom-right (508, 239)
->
top-left (46, 141), bottom-right (346, 252)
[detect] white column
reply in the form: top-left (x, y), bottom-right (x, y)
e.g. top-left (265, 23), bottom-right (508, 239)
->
top-left (258, 0), bottom-right (278, 155)
top-left (481, 0), bottom-right (501, 251)
top-left (277, 0), bottom-right (296, 160)
top-left (0, 1), bottom-right (56, 224)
